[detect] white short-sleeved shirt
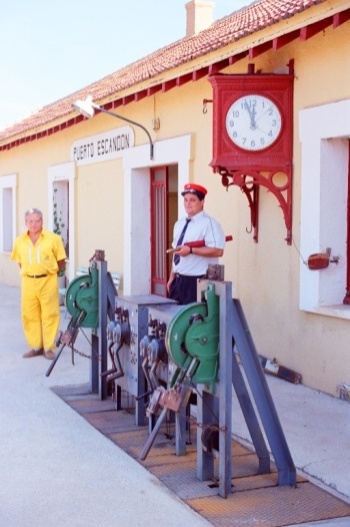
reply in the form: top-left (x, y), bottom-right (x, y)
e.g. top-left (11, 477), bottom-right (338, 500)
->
top-left (172, 211), bottom-right (225, 276)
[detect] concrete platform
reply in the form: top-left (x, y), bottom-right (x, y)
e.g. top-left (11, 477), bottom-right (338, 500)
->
top-left (53, 385), bottom-right (350, 527)
top-left (1, 282), bottom-right (349, 527)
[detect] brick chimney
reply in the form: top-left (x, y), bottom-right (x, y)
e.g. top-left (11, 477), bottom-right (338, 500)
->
top-left (185, 0), bottom-right (215, 37)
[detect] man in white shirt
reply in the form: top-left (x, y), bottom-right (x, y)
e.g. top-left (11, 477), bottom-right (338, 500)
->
top-left (167, 183), bottom-right (225, 304)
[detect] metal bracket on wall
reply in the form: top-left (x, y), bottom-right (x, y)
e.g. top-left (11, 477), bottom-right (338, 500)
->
top-left (220, 167), bottom-right (292, 245)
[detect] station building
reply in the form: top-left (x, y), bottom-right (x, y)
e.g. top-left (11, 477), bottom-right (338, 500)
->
top-left (1, 0), bottom-right (350, 397)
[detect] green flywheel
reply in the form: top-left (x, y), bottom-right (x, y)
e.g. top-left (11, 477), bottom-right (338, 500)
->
top-left (165, 284), bottom-right (220, 388)
top-left (65, 265), bottom-right (99, 329)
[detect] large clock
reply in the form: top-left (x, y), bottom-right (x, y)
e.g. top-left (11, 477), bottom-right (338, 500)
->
top-left (209, 73), bottom-right (293, 171)
top-left (225, 94), bottom-right (282, 151)
top-left (208, 72), bottom-right (294, 244)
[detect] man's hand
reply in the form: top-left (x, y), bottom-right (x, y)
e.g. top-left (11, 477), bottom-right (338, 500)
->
top-left (57, 259), bottom-right (66, 273)
top-left (173, 245), bottom-right (192, 257)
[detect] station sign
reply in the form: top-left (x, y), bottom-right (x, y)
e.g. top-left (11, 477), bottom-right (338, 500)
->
top-left (71, 126), bottom-right (134, 166)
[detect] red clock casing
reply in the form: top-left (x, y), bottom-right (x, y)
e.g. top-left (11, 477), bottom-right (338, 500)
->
top-left (209, 73), bottom-right (293, 172)
top-left (208, 73), bottom-right (294, 244)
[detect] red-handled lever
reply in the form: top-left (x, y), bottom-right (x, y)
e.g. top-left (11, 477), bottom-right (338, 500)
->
top-left (167, 235), bottom-right (232, 254)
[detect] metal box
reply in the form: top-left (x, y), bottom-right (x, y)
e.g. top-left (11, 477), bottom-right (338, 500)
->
top-left (113, 294), bottom-right (177, 425)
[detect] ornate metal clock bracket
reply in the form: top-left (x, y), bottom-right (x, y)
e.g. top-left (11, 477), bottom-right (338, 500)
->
top-left (219, 167), bottom-right (292, 245)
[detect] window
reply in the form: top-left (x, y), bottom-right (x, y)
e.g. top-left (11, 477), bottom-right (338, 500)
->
top-left (0, 174), bottom-right (17, 253)
top-left (48, 162), bottom-right (75, 281)
top-left (299, 99), bottom-right (350, 319)
top-left (53, 180), bottom-right (69, 257)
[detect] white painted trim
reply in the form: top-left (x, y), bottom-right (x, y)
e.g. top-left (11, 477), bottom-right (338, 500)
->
top-left (122, 135), bottom-right (193, 295)
top-left (48, 162), bottom-right (76, 281)
top-left (299, 99), bottom-right (350, 320)
top-left (0, 173), bottom-right (17, 253)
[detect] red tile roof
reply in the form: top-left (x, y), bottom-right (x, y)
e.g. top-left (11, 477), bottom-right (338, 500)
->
top-left (0, 0), bottom-right (327, 145)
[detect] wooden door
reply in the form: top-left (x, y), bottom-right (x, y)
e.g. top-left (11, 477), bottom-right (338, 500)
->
top-left (151, 167), bottom-right (168, 296)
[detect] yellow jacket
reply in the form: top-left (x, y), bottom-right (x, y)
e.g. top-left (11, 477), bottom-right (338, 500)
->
top-left (11, 230), bottom-right (66, 276)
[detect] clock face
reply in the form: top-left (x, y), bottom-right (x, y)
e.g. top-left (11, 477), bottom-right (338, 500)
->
top-left (225, 94), bottom-right (282, 151)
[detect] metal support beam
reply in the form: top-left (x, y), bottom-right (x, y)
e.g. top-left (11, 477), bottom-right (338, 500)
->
top-left (90, 256), bottom-right (118, 398)
top-left (231, 298), bottom-right (296, 486)
top-left (231, 348), bottom-right (270, 474)
top-left (196, 280), bottom-right (233, 498)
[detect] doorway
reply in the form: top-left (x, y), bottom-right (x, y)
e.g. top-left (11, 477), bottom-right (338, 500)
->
top-left (150, 165), bottom-right (178, 296)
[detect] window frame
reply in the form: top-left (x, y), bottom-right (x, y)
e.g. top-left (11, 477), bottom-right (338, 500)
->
top-left (48, 162), bottom-right (75, 281)
top-left (0, 173), bottom-right (17, 253)
top-left (299, 99), bottom-right (350, 320)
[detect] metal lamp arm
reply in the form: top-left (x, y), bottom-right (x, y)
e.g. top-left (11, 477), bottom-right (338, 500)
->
top-left (93, 104), bottom-right (154, 160)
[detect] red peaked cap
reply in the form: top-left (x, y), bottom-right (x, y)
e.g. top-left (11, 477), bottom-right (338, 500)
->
top-left (181, 183), bottom-right (208, 200)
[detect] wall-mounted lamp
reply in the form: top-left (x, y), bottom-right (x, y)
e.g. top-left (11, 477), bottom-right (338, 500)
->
top-left (72, 95), bottom-right (154, 160)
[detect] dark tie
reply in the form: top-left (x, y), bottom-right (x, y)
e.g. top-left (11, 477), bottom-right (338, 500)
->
top-left (173, 218), bottom-right (191, 265)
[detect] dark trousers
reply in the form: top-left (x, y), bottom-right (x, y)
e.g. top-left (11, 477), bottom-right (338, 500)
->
top-left (169, 274), bottom-right (204, 305)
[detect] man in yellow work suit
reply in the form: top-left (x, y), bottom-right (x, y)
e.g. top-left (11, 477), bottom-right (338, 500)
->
top-left (11, 208), bottom-right (66, 360)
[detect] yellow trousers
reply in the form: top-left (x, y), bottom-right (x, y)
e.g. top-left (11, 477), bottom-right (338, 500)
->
top-left (21, 274), bottom-right (60, 351)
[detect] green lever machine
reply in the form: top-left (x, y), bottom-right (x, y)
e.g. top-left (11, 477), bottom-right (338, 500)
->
top-left (46, 250), bottom-right (117, 400)
top-left (140, 273), bottom-right (296, 498)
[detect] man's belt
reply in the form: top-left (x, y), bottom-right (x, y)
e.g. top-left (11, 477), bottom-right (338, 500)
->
top-left (175, 273), bottom-right (205, 279)
top-left (26, 274), bottom-right (48, 279)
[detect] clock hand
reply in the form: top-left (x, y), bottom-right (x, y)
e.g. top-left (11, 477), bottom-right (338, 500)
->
top-left (255, 125), bottom-right (270, 136)
top-left (243, 101), bottom-right (252, 119)
top-left (244, 101), bottom-right (256, 130)
top-left (250, 104), bottom-right (257, 129)
top-left (255, 123), bottom-right (278, 141)
top-left (255, 107), bottom-right (272, 124)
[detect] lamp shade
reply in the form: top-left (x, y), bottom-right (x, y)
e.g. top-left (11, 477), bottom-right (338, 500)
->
top-left (72, 96), bottom-right (96, 118)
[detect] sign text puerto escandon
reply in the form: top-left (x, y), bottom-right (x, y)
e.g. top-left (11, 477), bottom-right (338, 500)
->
top-left (71, 126), bottom-right (134, 166)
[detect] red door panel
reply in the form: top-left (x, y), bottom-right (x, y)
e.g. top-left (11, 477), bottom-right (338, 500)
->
top-left (151, 168), bottom-right (168, 296)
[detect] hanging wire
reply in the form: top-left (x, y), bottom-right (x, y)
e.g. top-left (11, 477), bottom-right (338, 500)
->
top-left (292, 237), bottom-right (308, 266)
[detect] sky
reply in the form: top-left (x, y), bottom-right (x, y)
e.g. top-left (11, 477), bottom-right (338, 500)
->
top-left (0, 0), bottom-right (251, 131)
